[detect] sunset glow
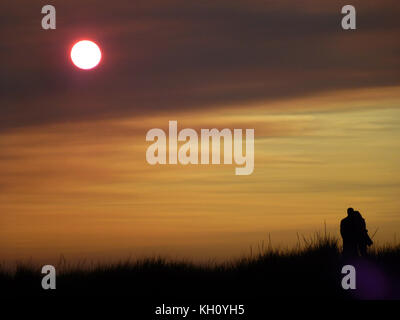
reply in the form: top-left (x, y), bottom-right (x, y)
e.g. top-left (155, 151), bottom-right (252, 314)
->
top-left (2, 0), bottom-right (400, 267)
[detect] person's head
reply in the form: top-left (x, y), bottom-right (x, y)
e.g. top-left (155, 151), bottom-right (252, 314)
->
top-left (347, 207), bottom-right (355, 216)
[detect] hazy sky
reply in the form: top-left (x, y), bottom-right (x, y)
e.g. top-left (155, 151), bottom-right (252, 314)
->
top-left (1, 0), bottom-right (399, 264)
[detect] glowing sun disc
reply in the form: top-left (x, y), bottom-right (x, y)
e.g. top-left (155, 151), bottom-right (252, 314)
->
top-left (70, 40), bottom-right (102, 70)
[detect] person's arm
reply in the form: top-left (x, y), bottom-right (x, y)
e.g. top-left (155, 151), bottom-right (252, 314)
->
top-left (361, 218), bottom-right (366, 231)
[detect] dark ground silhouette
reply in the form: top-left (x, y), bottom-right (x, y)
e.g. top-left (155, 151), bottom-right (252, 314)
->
top-left (1, 233), bottom-right (399, 300)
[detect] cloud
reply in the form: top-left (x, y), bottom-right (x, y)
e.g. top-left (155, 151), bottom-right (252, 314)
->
top-left (1, 0), bottom-right (400, 131)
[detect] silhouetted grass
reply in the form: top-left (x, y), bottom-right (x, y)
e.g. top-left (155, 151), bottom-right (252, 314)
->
top-left (1, 232), bottom-right (399, 299)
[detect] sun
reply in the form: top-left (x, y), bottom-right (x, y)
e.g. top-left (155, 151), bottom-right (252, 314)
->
top-left (70, 40), bottom-right (102, 70)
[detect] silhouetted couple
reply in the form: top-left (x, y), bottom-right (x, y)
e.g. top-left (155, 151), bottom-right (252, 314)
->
top-left (340, 208), bottom-right (373, 258)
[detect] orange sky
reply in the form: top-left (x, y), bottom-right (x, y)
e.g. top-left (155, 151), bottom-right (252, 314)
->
top-left (1, 0), bottom-right (400, 265)
top-left (1, 86), bottom-right (400, 264)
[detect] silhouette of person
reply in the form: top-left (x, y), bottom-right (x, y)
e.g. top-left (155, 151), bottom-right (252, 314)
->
top-left (340, 208), bottom-right (359, 258)
top-left (354, 210), bottom-right (373, 256)
top-left (340, 208), bottom-right (373, 258)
